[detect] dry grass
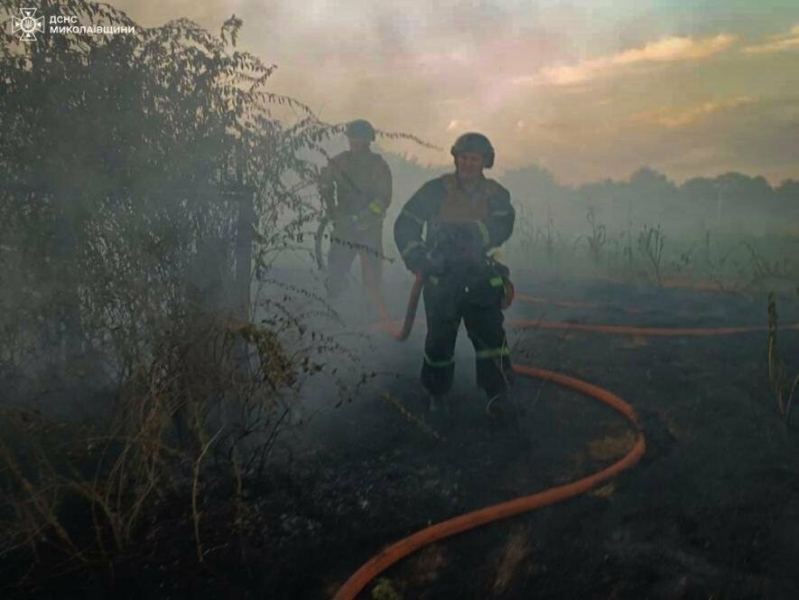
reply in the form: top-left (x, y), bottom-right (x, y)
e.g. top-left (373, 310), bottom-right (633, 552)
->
top-left (0, 305), bottom-right (315, 575)
top-left (492, 526), bottom-right (531, 595)
top-left (767, 290), bottom-right (799, 424)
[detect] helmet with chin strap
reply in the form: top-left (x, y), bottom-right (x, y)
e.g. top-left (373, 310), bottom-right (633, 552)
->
top-left (450, 132), bottom-right (494, 169)
top-left (345, 119), bottom-right (376, 142)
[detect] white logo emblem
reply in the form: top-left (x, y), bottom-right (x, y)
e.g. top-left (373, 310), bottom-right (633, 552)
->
top-left (11, 8), bottom-right (45, 42)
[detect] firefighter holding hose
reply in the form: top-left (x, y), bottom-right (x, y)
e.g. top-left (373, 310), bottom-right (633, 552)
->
top-left (319, 119), bottom-right (393, 301)
top-left (393, 133), bottom-right (516, 419)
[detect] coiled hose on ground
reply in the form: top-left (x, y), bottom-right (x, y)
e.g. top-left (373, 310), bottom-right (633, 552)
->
top-left (332, 273), bottom-right (646, 600)
top-left (319, 224), bottom-right (797, 599)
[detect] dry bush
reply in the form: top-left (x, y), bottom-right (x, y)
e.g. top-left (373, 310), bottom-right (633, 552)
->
top-left (0, 0), bottom-right (358, 581)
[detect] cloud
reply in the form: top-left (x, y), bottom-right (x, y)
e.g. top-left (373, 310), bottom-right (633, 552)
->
top-left (632, 97), bottom-right (754, 129)
top-left (103, 0), bottom-right (251, 27)
top-left (742, 24), bottom-right (799, 55)
top-left (515, 34), bottom-right (737, 86)
top-left (97, 1), bottom-right (799, 185)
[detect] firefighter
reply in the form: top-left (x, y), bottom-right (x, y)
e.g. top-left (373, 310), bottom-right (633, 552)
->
top-left (393, 132), bottom-right (516, 419)
top-left (319, 119), bottom-right (393, 301)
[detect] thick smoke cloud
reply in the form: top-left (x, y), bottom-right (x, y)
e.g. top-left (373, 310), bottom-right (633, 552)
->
top-left (106, 0), bottom-right (799, 185)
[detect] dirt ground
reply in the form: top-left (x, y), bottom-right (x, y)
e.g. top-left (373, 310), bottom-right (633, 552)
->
top-left (4, 270), bottom-right (799, 599)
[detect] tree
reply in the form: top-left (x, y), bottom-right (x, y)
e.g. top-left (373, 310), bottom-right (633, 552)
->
top-left (0, 0), bottom-right (345, 567)
top-left (0, 1), bottom-right (333, 377)
top-left (629, 167), bottom-right (677, 204)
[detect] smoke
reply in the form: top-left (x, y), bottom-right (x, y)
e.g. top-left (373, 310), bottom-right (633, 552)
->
top-left (102, 0), bottom-right (799, 185)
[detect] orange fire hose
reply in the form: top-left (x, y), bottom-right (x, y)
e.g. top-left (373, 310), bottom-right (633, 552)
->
top-left (372, 273), bottom-right (425, 342)
top-left (333, 274), bottom-right (648, 600)
top-left (334, 252), bottom-right (799, 599)
top-left (506, 318), bottom-right (799, 337)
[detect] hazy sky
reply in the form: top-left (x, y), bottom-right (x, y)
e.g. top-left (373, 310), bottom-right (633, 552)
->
top-left (105, 0), bottom-right (799, 186)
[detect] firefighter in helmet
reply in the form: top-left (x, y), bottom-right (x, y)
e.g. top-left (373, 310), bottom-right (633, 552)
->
top-left (319, 119), bottom-right (393, 300)
top-left (393, 132), bottom-right (516, 418)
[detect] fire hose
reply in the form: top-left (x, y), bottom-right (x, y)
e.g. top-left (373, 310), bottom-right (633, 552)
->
top-left (332, 271), bottom-right (647, 600)
top-left (322, 225), bottom-right (799, 598)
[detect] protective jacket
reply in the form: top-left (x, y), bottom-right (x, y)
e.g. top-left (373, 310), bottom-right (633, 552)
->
top-left (394, 173), bottom-right (514, 283)
top-left (319, 149), bottom-right (392, 300)
top-left (319, 149), bottom-right (392, 232)
top-left (393, 173), bottom-right (516, 400)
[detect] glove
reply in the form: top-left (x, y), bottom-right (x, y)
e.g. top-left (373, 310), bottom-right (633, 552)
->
top-left (406, 249), bottom-right (446, 276)
top-left (404, 245), bottom-right (427, 274)
top-left (424, 251), bottom-right (446, 275)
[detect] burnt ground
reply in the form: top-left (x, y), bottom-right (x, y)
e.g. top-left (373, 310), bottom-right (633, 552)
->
top-left (4, 270), bottom-right (799, 599)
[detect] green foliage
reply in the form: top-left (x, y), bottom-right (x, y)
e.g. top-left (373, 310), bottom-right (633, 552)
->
top-left (0, 0), bottom-right (336, 380)
top-left (0, 0), bottom-right (358, 574)
top-left (767, 291), bottom-right (799, 425)
top-left (637, 224), bottom-right (665, 285)
top-left (584, 206), bottom-right (607, 266)
top-left (504, 202), bottom-right (799, 294)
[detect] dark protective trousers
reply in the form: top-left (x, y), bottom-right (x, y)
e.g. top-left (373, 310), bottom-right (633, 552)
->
top-left (326, 224), bottom-right (383, 299)
top-left (421, 273), bottom-right (512, 398)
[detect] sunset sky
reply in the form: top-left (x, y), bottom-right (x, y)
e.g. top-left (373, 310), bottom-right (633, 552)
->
top-left (106, 0), bottom-right (799, 186)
